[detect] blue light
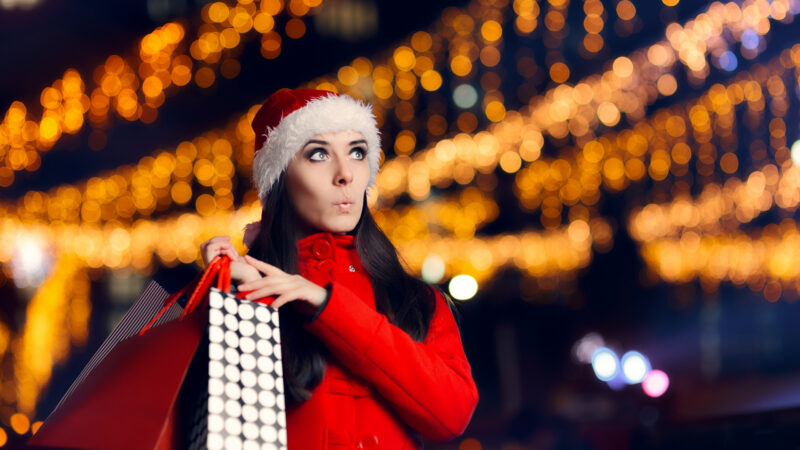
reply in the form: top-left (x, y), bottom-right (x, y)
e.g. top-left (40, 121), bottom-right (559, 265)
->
top-left (453, 84), bottom-right (479, 109)
top-left (718, 51), bottom-right (737, 72)
top-left (591, 347), bottom-right (620, 382)
top-left (621, 351), bottom-right (651, 384)
top-left (741, 29), bottom-right (759, 50)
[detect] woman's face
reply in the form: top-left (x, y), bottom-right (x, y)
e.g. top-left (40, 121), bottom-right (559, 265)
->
top-left (285, 130), bottom-right (370, 237)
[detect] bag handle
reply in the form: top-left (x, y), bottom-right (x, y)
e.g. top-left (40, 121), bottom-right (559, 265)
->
top-left (139, 255), bottom-right (231, 336)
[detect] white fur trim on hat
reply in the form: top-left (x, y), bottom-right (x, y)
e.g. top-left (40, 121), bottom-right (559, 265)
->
top-left (252, 94), bottom-right (381, 201)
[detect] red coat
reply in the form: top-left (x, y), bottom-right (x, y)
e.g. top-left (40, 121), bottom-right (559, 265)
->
top-left (286, 231), bottom-right (479, 449)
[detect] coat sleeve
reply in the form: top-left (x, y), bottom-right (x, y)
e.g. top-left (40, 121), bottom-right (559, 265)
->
top-left (304, 280), bottom-right (479, 441)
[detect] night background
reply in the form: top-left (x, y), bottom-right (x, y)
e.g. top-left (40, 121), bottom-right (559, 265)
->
top-left (2, 0), bottom-right (800, 448)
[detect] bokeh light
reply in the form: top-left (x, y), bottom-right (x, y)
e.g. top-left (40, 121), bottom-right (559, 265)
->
top-left (642, 370), bottom-right (670, 397)
top-left (591, 347), bottom-right (619, 381)
top-left (621, 351), bottom-right (651, 384)
top-left (449, 274), bottom-right (479, 300)
top-left (453, 84), bottom-right (479, 109)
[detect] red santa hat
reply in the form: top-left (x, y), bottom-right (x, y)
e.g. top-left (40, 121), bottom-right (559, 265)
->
top-left (251, 88), bottom-right (381, 201)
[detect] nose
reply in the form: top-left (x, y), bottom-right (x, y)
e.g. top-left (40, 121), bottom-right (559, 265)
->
top-left (334, 156), bottom-right (353, 185)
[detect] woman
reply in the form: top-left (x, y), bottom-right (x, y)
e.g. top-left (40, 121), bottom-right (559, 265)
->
top-left (202, 88), bottom-right (478, 448)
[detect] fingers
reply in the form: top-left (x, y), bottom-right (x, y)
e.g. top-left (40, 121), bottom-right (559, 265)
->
top-left (201, 236), bottom-right (239, 264)
top-left (239, 276), bottom-right (293, 297)
top-left (229, 260), bottom-right (261, 283)
top-left (269, 294), bottom-right (293, 310)
top-left (243, 255), bottom-right (283, 276)
top-left (269, 287), bottom-right (303, 309)
top-left (242, 281), bottom-right (326, 311)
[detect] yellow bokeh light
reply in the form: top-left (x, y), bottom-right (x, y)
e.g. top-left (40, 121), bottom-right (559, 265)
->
top-left (337, 66), bottom-right (359, 86)
top-left (39, 117), bottom-right (59, 140)
top-left (232, 11), bottom-right (254, 33)
top-left (549, 62), bottom-right (570, 83)
top-left (662, 0), bottom-right (679, 6)
top-left (195, 67), bottom-right (216, 88)
top-left (208, 2), bottom-right (229, 22)
top-left (420, 70), bottom-right (443, 91)
top-left (254, 12), bottom-right (275, 33)
top-left (394, 131), bottom-right (416, 156)
top-left (10, 413), bottom-right (30, 434)
top-left (583, 33), bottom-right (604, 53)
top-left (195, 193), bottom-right (216, 216)
top-left (171, 181), bottom-right (192, 204)
top-left (481, 20), bottom-right (503, 42)
top-left (479, 46), bottom-right (501, 67)
top-left (285, 18), bottom-right (306, 39)
top-left (450, 55), bottom-right (473, 77)
top-left (720, 152), bottom-right (739, 174)
top-left (583, 15), bottom-right (604, 34)
top-left (393, 46), bottom-right (416, 71)
top-left (142, 76), bottom-right (163, 97)
top-left (612, 57), bottom-right (634, 78)
top-left (499, 151), bottom-right (522, 173)
top-left (596, 102), bottom-right (620, 126)
top-left (261, 0), bottom-right (282, 15)
top-left (616, 0), bottom-right (636, 20)
top-left (459, 437), bottom-right (483, 450)
top-left (411, 31), bottom-right (432, 52)
top-left (171, 65), bottom-right (192, 86)
top-left (220, 28), bottom-right (241, 49)
top-left (657, 73), bottom-right (678, 96)
top-left (485, 101), bottom-right (506, 122)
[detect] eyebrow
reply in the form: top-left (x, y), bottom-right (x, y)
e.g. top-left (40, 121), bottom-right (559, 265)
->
top-left (304, 139), bottom-right (328, 146)
top-left (303, 139), bottom-right (367, 147)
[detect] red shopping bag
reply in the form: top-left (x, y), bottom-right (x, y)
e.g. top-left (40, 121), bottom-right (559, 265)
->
top-left (29, 256), bottom-right (232, 450)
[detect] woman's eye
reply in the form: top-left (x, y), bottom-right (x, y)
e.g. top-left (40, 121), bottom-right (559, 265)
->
top-left (309, 149), bottom-right (327, 161)
top-left (351, 147), bottom-right (366, 159)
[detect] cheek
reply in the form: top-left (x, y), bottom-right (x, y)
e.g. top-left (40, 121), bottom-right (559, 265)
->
top-left (287, 172), bottom-right (321, 210)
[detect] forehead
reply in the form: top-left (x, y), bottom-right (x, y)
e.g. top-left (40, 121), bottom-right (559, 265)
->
top-left (307, 130), bottom-right (366, 143)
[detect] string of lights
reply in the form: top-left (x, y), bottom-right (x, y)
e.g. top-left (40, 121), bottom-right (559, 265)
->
top-left (4, 38), bottom-right (799, 244)
top-left (639, 223), bottom-right (800, 301)
top-left (11, 256), bottom-right (89, 416)
top-left (629, 164), bottom-right (800, 242)
top-left (3, 0), bottom-right (793, 195)
top-left (305, 0), bottom-right (798, 163)
top-left (0, 0), bottom-right (325, 188)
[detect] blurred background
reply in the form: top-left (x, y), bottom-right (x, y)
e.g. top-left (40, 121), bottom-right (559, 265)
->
top-left (2, 0), bottom-right (800, 448)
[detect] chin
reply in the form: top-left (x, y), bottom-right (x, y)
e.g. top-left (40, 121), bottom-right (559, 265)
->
top-left (321, 217), bottom-right (359, 234)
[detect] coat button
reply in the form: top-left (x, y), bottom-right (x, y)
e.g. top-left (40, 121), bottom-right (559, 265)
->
top-left (348, 264), bottom-right (356, 272)
top-left (311, 240), bottom-right (332, 259)
top-left (316, 259), bottom-right (334, 272)
top-left (354, 434), bottom-right (379, 449)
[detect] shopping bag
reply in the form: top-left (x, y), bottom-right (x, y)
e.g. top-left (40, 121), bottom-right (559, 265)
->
top-left (197, 287), bottom-right (288, 450)
top-left (44, 279), bottom-right (179, 420)
top-left (29, 256), bottom-right (230, 449)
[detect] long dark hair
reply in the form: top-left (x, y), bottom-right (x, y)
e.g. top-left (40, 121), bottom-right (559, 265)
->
top-left (248, 172), bottom-right (437, 404)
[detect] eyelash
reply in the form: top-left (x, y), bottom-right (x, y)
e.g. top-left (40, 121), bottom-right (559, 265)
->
top-left (308, 147), bottom-right (366, 161)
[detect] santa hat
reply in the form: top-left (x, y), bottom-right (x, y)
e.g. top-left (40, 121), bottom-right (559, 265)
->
top-left (251, 88), bottom-right (381, 201)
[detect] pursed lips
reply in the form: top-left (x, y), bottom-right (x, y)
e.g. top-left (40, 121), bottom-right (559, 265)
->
top-left (334, 199), bottom-right (353, 212)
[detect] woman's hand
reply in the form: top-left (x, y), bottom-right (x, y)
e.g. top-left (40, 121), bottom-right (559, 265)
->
top-left (200, 236), bottom-right (239, 266)
top-left (200, 236), bottom-right (260, 283)
top-left (238, 254), bottom-right (329, 313)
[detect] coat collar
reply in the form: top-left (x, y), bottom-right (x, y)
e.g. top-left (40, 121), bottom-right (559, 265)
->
top-left (297, 231), bottom-right (355, 252)
top-left (296, 231), bottom-right (359, 278)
